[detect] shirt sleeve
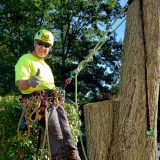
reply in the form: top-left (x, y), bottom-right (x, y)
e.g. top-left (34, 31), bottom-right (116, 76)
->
top-left (15, 56), bottom-right (31, 82)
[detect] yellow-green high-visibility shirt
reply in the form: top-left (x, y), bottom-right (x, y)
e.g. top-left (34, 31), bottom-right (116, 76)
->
top-left (15, 53), bottom-right (55, 94)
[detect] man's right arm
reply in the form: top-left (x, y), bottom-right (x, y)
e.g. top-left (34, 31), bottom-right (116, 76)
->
top-left (16, 80), bottom-right (30, 90)
top-left (16, 72), bottom-right (40, 90)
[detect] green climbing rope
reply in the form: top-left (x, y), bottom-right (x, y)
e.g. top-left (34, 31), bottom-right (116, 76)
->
top-left (71, 17), bottom-right (126, 79)
top-left (68, 0), bottom-right (137, 159)
top-left (70, 6), bottom-right (127, 160)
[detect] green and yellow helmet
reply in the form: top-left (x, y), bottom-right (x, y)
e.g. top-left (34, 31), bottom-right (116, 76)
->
top-left (34, 29), bottom-right (54, 46)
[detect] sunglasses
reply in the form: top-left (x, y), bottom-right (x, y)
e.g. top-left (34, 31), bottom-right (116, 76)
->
top-left (37, 41), bottom-right (51, 48)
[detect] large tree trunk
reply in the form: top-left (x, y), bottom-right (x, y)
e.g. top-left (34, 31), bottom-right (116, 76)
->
top-left (84, 0), bottom-right (160, 159)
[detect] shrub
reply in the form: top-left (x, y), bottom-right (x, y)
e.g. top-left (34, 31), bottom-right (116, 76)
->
top-left (0, 96), bottom-right (81, 160)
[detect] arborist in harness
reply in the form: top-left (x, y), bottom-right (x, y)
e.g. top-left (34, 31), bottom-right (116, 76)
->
top-left (15, 29), bottom-right (81, 160)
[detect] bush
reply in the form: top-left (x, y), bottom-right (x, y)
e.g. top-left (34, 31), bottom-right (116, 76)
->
top-left (0, 96), bottom-right (81, 160)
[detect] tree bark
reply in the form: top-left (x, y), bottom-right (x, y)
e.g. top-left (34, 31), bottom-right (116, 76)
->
top-left (84, 0), bottom-right (160, 159)
top-left (84, 100), bottom-right (119, 160)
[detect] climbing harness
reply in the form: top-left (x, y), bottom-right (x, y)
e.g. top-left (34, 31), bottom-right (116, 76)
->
top-left (139, 0), bottom-right (153, 136)
top-left (17, 88), bottom-right (65, 159)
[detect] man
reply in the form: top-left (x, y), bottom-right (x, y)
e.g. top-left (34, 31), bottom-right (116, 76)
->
top-left (15, 29), bottom-right (81, 160)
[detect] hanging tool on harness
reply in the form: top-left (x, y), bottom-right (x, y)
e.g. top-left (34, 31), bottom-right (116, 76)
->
top-left (17, 95), bottom-right (41, 140)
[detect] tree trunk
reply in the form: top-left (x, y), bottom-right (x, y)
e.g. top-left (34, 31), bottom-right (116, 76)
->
top-left (84, 0), bottom-right (160, 159)
top-left (84, 100), bottom-right (119, 160)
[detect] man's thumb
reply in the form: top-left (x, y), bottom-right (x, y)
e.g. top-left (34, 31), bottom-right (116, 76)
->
top-left (35, 68), bottom-right (40, 76)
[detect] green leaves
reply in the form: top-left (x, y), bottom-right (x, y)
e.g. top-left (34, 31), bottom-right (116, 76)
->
top-left (108, 0), bottom-right (119, 9)
top-left (64, 101), bottom-right (81, 143)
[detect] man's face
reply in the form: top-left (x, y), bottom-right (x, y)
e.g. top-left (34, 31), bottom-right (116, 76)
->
top-left (34, 41), bottom-right (52, 58)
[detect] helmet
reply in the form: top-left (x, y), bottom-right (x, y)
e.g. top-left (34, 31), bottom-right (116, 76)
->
top-left (34, 29), bottom-right (54, 46)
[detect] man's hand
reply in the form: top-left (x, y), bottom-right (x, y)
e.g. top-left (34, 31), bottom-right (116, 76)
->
top-left (16, 69), bottom-right (40, 90)
top-left (28, 69), bottom-right (40, 88)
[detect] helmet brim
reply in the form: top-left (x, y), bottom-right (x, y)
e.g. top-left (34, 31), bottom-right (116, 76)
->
top-left (34, 39), bottom-right (53, 47)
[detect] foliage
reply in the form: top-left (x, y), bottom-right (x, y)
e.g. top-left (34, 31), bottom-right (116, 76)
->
top-left (47, 0), bottom-right (122, 102)
top-left (64, 100), bottom-right (81, 143)
top-left (0, 96), bottom-right (80, 159)
top-left (0, 96), bottom-right (22, 160)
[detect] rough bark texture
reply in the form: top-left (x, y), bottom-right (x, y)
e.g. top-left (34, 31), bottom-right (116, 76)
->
top-left (84, 0), bottom-right (160, 160)
top-left (84, 100), bottom-right (119, 160)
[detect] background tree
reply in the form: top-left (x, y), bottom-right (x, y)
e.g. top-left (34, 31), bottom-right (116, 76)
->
top-left (49, 0), bottom-right (123, 103)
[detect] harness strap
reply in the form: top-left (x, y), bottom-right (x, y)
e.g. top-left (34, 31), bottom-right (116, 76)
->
top-left (40, 107), bottom-right (51, 160)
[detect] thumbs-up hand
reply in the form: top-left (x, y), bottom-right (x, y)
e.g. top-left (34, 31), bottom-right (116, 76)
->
top-left (28, 69), bottom-right (40, 88)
